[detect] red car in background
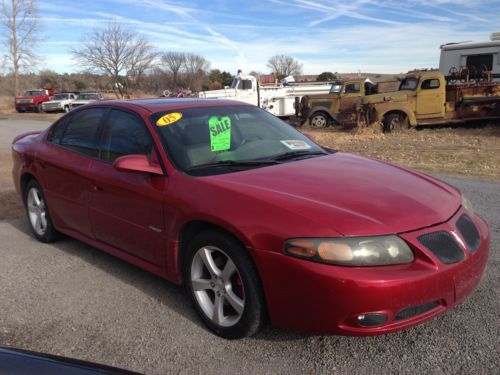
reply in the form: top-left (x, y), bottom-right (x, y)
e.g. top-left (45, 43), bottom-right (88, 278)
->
top-left (11, 99), bottom-right (489, 339)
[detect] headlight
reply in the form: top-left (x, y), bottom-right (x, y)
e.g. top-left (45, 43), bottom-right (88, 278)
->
top-left (461, 194), bottom-right (474, 214)
top-left (284, 235), bottom-right (414, 266)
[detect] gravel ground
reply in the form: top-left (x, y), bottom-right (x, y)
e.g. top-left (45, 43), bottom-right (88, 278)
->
top-left (0, 118), bottom-right (50, 148)
top-left (0, 175), bottom-right (498, 375)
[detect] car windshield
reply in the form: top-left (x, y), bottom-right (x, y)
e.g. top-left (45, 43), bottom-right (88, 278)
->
top-left (54, 94), bottom-right (69, 100)
top-left (78, 94), bottom-right (98, 100)
top-left (151, 105), bottom-right (326, 175)
top-left (329, 84), bottom-right (342, 94)
top-left (24, 90), bottom-right (44, 96)
top-left (399, 78), bottom-right (419, 90)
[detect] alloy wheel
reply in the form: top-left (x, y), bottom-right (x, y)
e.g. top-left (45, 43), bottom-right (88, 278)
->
top-left (27, 187), bottom-right (47, 236)
top-left (190, 246), bottom-right (245, 327)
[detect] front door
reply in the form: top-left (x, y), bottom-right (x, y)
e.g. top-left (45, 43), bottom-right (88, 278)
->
top-left (416, 78), bottom-right (445, 118)
top-left (339, 81), bottom-right (363, 112)
top-left (88, 109), bottom-right (168, 266)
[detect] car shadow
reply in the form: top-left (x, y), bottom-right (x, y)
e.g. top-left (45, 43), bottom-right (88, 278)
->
top-left (5, 218), bottom-right (307, 342)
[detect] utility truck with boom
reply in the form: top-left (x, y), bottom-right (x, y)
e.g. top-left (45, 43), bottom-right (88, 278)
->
top-left (198, 73), bottom-right (332, 117)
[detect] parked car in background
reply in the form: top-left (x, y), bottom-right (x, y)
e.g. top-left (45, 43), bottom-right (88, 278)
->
top-left (70, 92), bottom-right (103, 110)
top-left (11, 99), bottom-right (489, 339)
top-left (15, 89), bottom-right (54, 113)
top-left (42, 93), bottom-right (78, 113)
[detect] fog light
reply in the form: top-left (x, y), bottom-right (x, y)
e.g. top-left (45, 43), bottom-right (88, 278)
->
top-left (357, 313), bottom-right (387, 327)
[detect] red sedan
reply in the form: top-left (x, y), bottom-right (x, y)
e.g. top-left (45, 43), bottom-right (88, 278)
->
top-left (11, 99), bottom-right (489, 339)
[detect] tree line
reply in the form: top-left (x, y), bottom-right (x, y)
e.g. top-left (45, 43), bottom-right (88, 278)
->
top-left (0, 0), bottom-right (336, 98)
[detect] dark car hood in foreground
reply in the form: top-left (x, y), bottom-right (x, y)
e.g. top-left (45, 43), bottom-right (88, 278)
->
top-left (206, 153), bottom-right (461, 236)
top-left (0, 346), bottom-right (140, 374)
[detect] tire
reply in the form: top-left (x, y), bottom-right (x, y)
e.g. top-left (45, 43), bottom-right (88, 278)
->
top-left (309, 111), bottom-right (330, 128)
top-left (383, 113), bottom-right (409, 133)
top-left (36, 103), bottom-right (42, 113)
top-left (24, 179), bottom-right (59, 243)
top-left (184, 230), bottom-right (266, 339)
top-left (64, 106), bottom-right (70, 113)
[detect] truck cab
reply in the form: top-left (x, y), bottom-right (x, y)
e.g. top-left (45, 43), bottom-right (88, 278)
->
top-left (361, 71), bottom-right (447, 131)
top-left (300, 79), bottom-right (378, 128)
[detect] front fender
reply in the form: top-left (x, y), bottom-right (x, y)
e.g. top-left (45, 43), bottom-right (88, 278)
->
top-left (372, 103), bottom-right (417, 126)
top-left (308, 107), bottom-right (338, 123)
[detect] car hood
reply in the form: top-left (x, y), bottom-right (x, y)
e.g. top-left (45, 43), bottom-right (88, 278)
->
top-left (44, 100), bottom-right (63, 104)
top-left (72, 100), bottom-right (94, 105)
top-left (204, 153), bottom-right (461, 236)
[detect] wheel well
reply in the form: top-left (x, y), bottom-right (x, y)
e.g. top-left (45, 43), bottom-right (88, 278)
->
top-left (178, 220), bottom-right (249, 277)
top-left (20, 173), bottom-right (36, 198)
top-left (383, 110), bottom-right (407, 123)
top-left (309, 109), bottom-right (333, 121)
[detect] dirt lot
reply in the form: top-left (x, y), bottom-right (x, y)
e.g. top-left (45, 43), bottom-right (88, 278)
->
top-left (308, 124), bottom-right (500, 181)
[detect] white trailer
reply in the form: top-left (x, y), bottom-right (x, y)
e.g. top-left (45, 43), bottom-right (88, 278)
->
top-left (439, 32), bottom-right (500, 81)
top-left (198, 75), bottom-right (332, 117)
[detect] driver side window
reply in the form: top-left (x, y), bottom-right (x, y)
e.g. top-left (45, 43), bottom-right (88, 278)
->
top-left (99, 109), bottom-right (154, 163)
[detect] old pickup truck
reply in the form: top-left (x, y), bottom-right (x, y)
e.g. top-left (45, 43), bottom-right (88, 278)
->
top-left (341, 70), bottom-right (500, 132)
top-left (15, 88), bottom-right (54, 113)
top-left (298, 79), bottom-right (396, 128)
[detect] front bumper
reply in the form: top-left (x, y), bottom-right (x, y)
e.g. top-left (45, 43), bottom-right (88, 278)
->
top-left (252, 208), bottom-right (489, 335)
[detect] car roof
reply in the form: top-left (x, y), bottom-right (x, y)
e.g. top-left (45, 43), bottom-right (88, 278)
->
top-left (90, 98), bottom-right (253, 114)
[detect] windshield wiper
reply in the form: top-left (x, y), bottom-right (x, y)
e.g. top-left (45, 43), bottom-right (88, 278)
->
top-left (187, 159), bottom-right (280, 171)
top-left (271, 150), bottom-right (328, 161)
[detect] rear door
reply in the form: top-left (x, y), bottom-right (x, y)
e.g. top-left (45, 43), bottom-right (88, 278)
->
top-left (39, 108), bottom-right (107, 238)
top-left (88, 108), bottom-right (168, 266)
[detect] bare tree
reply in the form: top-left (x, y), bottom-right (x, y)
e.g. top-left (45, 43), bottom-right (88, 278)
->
top-left (1, 0), bottom-right (41, 96)
top-left (183, 53), bottom-right (210, 92)
top-left (267, 54), bottom-right (303, 77)
top-left (161, 51), bottom-right (185, 88)
top-left (71, 23), bottom-right (158, 98)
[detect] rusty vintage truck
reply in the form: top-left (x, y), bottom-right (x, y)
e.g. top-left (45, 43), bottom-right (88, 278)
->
top-left (301, 70), bottom-right (500, 132)
top-left (297, 78), bottom-right (396, 128)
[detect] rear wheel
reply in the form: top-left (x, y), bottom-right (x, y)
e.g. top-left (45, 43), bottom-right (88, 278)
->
top-left (383, 113), bottom-right (409, 133)
top-left (24, 180), bottom-right (59, 243)
top-left (185, 230), bottom-right (265, 339)
top-left (309, 111), bottom-right (330, 128)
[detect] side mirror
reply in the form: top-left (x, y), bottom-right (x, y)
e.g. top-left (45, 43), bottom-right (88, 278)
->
top-left (113, 154), bottom-right (163, 175)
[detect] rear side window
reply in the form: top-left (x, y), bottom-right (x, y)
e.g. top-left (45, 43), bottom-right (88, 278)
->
top-left (99, 109), bottom-right (154, 163)
top-left (47, 115), bottom-right (72, 144)
top-left (421, 79), bottom-right (440, 90)
top-left (59, 108), bottom-right (106, 157)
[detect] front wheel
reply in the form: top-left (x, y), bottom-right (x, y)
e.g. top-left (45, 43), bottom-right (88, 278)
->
top-left (383, 113), bottom-right (409, 133)
top-left (24, 180), bottom-right (59, 243)
top-left (36, 103), bottom-right (42, 113)
top-left (185, 230), bottom-right (266, 339)
top-left (309, 112), bottom-right (330, 128)
top-left (64, 105), bottom-right (70, 113)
